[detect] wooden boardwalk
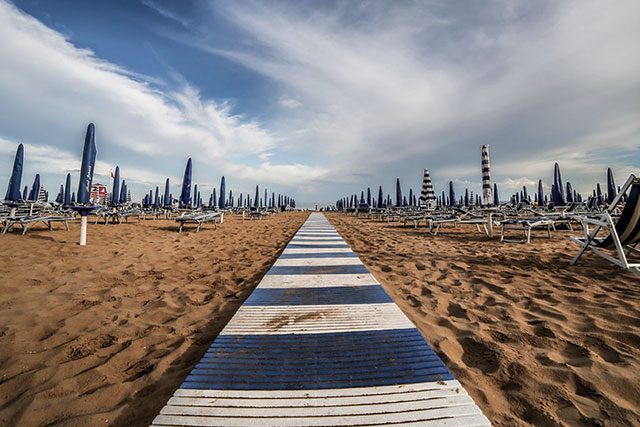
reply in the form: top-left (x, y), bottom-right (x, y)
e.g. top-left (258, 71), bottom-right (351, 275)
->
top-left (151, 213), bottom-right (490, 426)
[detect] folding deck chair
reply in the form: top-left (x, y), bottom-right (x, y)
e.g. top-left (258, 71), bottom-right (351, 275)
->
top-left (500, 218), bottom-right (554, 243)
top-left (570, 174), bottom-right (640, 276)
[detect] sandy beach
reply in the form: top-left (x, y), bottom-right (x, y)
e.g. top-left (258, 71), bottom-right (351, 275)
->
top-left (0, 211), bottom-right (309, 426)
top-left (326, 213), bottom-right (640, 426)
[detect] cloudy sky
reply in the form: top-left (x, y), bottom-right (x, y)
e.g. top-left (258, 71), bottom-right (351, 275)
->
top-left (1, 0), bottom-right (638, 206)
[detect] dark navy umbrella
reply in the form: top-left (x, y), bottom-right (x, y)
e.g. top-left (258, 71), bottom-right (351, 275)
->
top-left (596, 183), bottom-right (603, 206)
top-left (408, 189), bottom-right (413, 206)
top-left (566, 182), bottom-right (573, 203)
top-left (464, 189), bottom-right (469, 207)
top-left (229, 190), bottom-right (233, 207)
top-left (164, 178), bottom-right (171, 207)
top-left (607, 168), bottom-right (616, 203)
top-left (56, 185), bottom-right (64, 204)
top-left (219, 176), bottom-right (226, 209)
top-left (212, 188), bottom-right (217, 208)
top-left (193, 184), bottom-right (198, 208)
top-left (395, 179), bottom-right (402, 207)
top-left (71, 192), bottom-right (76, 203)
top-left (197, 191), bottom-right (201, 208)
top-left (522, 186), bottom-right (528, 200)
top-left (493, 183), bottom-right (499, 206)
top-left (64, 173), bottom-right (72, 206)
top-left (77, 123), bottom-right (97, 205)
top-left (537, 179), bottom-right (544, 207)
top-left (29, 174), bottom-right (40, 201)
top-left (22, 186), bottom-right (28, 201)
top-left (4, 143), bottom-right (24, 201)
top-left (254, 185), bottom-right (259, 207)
top-left (367, 188), bottom-right (371, 206)
top-left (448, 181), bottom-right (455, 207)
top-left (377, 186), bottom-right (383, 208)
top-left (154, 186), bottom-right (159, 209)
top-left (180, 158), bottom-right (192, 207)
top-left (111, 166), bottom-right (120, 205)
top-left (552, 163), bottom-right (565, 205)
top-left (119, 180), bottom-right (127, 204)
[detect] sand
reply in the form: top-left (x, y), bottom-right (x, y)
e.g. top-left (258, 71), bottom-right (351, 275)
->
top-left (326, 213), bottom-right (640, 427)
top-left (0, 211), bottom-right (309, 426)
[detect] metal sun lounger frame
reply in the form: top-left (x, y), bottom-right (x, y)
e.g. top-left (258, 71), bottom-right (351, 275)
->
top-left (2, 214), bottom-right (72, 235)
top-left (176, 211), bottom-right (222, 233)
top-left (570, 174), bottom-right (640, 276)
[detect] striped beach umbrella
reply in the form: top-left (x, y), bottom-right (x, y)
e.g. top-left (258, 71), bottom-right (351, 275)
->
top-left (607, 168), bottom-right (616, 203)
top-left (219, 176), bottom-right (226, 209)
top-left (77, 123), bottom-right (96, 205)
top-left (180, 158), bottom-right (192, 207)
top-left (419, 169), bottom-right (436, 207)
top-left (64, 173), bottom-right (72, 206)
top-left (448, 181), bottom-right (455, 207)
top-left (481, 145), bottom-right (492, 205)
top-left (4, 143), bottom-right (24, 202)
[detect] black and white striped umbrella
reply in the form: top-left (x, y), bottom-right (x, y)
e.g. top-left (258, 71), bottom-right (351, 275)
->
top-left (419, 169), bottom-right (436, 207)
top-left (481, 145), bottom-right (492, 205)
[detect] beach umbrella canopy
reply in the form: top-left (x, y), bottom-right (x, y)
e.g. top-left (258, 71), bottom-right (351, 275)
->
top-left (197, 191), bottom-right (201, 208)
top-left (164, 178), bottom-right (171, 207)
top-left (481, 145), bottom-right (492, 205)
top-left (154, 186), bottom-right (159, 208)
top-left (77, 123), bottom-right (97, 205)
top-left (5, 143), bottom-right (24, 201)
top-left (408, 189), bottom-right (413, 206)
top-left (180, 158), bottom-right (192, 206)
top-left (212, 188), bottom-right (217, 208)
top-left (29, 174), bottom-right (40, 201)
top-left (493, 183), bottom-right (499, 206)
top-left (119, 180), bottom-right (127, 204)
top-left (448, 181), bottom-right (455, 207)
top-left (193, 184), bottom-right (199, 208)
top-left (607, 168), bottom-right (616, 203)
top-left (71, 192), bottom-right (76, 203)
top-left (22, 186), bottom-right (28, 200)
top-left (229, 190), bottom-right (233, 207)
top-left (552, 162), bottom-right (565, 205)
top-left (64, 173), bottom-right (72, 206)
top-left (255, 185), bottom-right (260, 207)
top-left (377, 186), bottom-right (383, 208)
top-left (56, 185), bottom-right (63, 203)
top-left (596, 183), bottom-right (603, 205)
top-left (219, 176), bottom-right (226, 209)
top-left (111, 166), bottom-right (120, 205)
top-left (464, 189), bottom-right (469, 207)
top-left (420, 169), bottom-right (436, 207)
top-left (566, 182), bottom-right (574, 203)
top-left (537, 180), bottom-right (544, 207)
top-left (395, 179), bottom-right (402, 207)
top-left (522, 186), bottom-right (528, 200)
top-left (367, 188), bottom-right (371, 206)
top-left (264, 189), bottom-right (268, 208)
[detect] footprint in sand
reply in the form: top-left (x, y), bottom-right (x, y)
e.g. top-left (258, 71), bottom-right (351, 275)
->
top-left (458, 337), bottom-right (500, 374)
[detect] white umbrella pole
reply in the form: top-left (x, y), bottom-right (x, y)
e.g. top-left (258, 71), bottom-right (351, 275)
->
top-left (79, 215), bottom-right (88, 246)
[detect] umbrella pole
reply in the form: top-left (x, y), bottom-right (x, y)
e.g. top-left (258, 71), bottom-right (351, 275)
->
top-left (80, 215), bottom-right (88, 246)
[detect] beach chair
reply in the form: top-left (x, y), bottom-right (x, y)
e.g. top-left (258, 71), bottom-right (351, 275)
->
top-left (175, 211), bottom-right (222, 232)
top-left (569, 174), bottom-right (640, 276)
top-left (500, 218), bottom-right (554, 243)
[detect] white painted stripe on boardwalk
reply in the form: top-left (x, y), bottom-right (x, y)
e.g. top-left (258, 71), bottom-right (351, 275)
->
top-left (281, 247), bottom-right (354, 254)
top-left (257, 273), bottom-right (379, 288)
top-left (220, 304), bottom-right (414, 335)
top-left (273, 257), bottom-right (363, 266)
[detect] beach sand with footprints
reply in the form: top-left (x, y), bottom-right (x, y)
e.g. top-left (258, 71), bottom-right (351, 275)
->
top-left (327, 213), bottom-right (640, 426)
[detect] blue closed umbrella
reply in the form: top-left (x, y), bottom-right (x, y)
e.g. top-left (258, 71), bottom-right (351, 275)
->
top-left (566, 182), bottom-right (573, 203)
top-left (522, 186), bottom-right (528, 201)
top-left (29, 174), bottom-right (40, 201)
top-left (596, 183), bottom-right (603, 206)
top-left (64, 173), bottom-right (71, 206)
top-left (22, 186), bottom-right (28, 201)
top-left (164, 178), bottom-right (171, 207)
top-left (193, 184), bottom-right (198, 208)
top-left (77, 123), bottom-right (97, 205)
top-left (5, 144), bottom-right (24, 201)
top-left (607, 168), bottom-right (616, 203)
top-left (493, 183), bottom-right (499, 206)
top-left (552, 163), bottom-right (565, 205)
top-left (56, 185), bottom-right (64, 204)
top-left (464, 189), bottom-right (469, 207)
top-left (377, 186), bottom-right (383, 208)
top-left (229, 190), bottom-right (233, 208)
top-left (219, 176), bottom-right (226, 209)
top-left (448, 181), bottom-right (455, 207)
top-left (408, 189), bottom-right (413, 206)
top-left (111, 166), bottom-right (120, 205)
top-left (254, 185), bottom-right (259, 207)
top-left (538, 180), bottom-right (544, 207)
top-left (367, 188), bottom-right (371, 206)
top-left (119, 180), bottom-right (127, 204)
top-left (154, 186), bottom-right (159, 208)
top-left (180, 158), bottom-right (192, 207)
top-left (395, 179), bottom-right (402, 207)
top-left (71, 192), bottom-right (76, 203)
top-left (212, 188), bottom-right (217, 208)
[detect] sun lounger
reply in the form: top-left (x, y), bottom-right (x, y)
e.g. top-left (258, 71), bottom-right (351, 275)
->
top-left (570, 174), bottom-right (640, 275)
top-left (176, 211), bottom-right (222, 232)
top-left (500, 218), bottom-right (554, 243)
top-left (2, 213), bottom-right (72, 235)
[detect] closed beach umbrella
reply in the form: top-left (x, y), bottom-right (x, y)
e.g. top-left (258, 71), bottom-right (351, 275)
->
top-left (197, 191), bottom-right (201, 208)
top-left (5, 144), bottom-right (24, 202)
top-left (29, 174), bottom-right (40, 201)
top-left (566, 182), bottom-right (574, 203)
top-left (212, 188), bottom-right (217, 208)
top-left (377, 186), bottom-right (383, 208)
top-left (366, 188), bottom-right (371, 206)
top-left (77, 123), bottom-right (96, 205)
top-left (522, 186), bottom-right (528, 201)
top-left (607, 168), bottom-right (616, 203)
top-left (255, 185), bottom-right (259, 207)
top-left (493, 183), bottom-right (499, 206)
top-left (71, 192), bottom-right (76, 203)
top-left (56, 185), bottom-right (64, 204)
top-left (154, 186), bottom-right (159, 208)
top-left (464, 189), bottom-right (469, 207)
top-left (219, 176), bottom-right (226, 209)
top-left (596, 183), bottom-right (603, 206)
top-left (395, 179), bottom-right (402, 207)
top-left (448, 181), bottom-right (455, 207)
top-left (552, 163), bottom-right (565, 205)
top-left (538, 180), bottom-right (544, 207)
top-left (111, 166), bottom-right (120, 205)
top-left (22, 186), bottom-right (28, 201)
top-left (264, 189), bottom-right (268, 208)
top-left (120, 180), bottom-right (127, 204)
top-left (193, 184), bottom-right (198, 207)
top-left (64, 173), bottom-right (72, 206)
top-left (229, 190), bottom-right (233, 207)
top-left (164, 178), bottom-right (171, 207)
top-left (420, 169), bottom-right (436, 207)
top-left (180, 158), bottom-right (192, 207)
top-left (481, 145), bottom-right (492, 205)
top-left (408, 189), bottom-right (413, 206)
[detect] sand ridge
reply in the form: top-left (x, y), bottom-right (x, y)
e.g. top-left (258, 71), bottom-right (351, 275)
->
top-left (326, 213), bottom-right (640, 427)
top-left (0, 211), bottom-right (309, 426)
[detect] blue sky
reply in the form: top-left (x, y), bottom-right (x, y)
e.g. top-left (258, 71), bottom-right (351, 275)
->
top-left (1, 0), bottom-right (639, 206)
